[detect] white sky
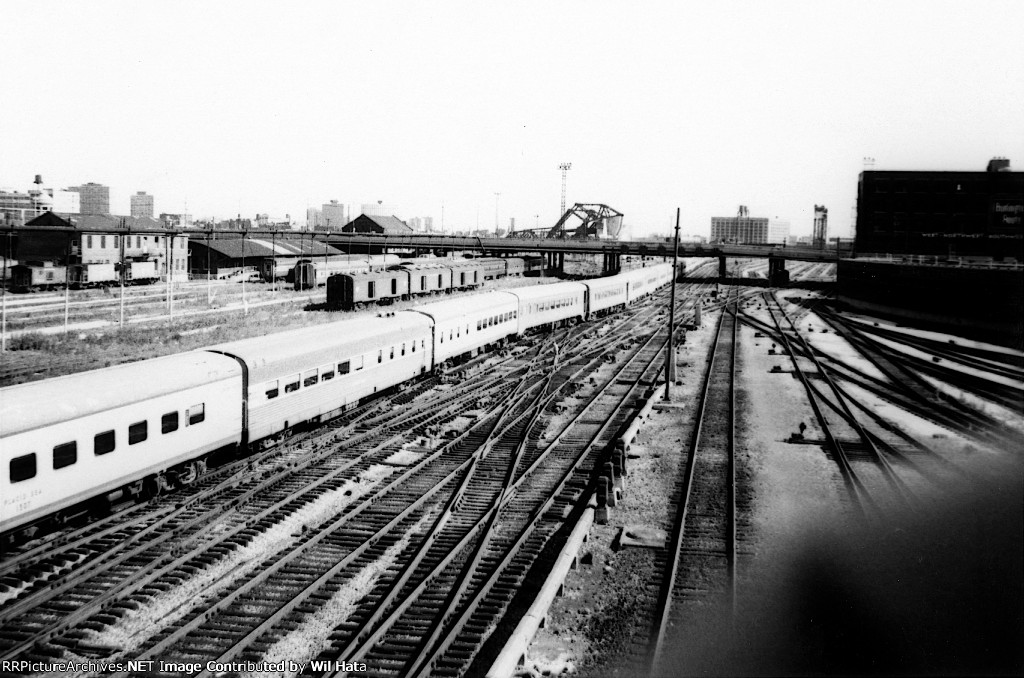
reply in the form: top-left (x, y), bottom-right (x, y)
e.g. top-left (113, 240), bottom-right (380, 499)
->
top-left (2, 1), bottom-right (1022, 238)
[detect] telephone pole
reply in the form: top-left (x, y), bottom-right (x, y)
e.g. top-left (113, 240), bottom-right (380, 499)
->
top-left (665, 207), bottom-right (680, 400)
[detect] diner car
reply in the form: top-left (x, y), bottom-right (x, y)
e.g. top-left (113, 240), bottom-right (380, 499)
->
top-left (406, 291), bottom-right (520, 369)
top-left (508, 282), bottom-right (587, 333)
top-left (208, 313), bottom-right (433, 446)
top-left (1, 352), bottom-right (244, 536)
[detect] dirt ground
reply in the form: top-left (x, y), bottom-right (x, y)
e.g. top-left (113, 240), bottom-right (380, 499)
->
top-left (518, 291), bottom-right (1024, 677)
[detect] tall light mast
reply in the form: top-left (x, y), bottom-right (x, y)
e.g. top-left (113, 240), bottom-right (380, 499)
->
top-left (559, 162), bottom-right (572, 216)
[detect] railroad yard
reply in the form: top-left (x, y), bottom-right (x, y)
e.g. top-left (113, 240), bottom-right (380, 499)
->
top-left (1, 259), bottom-right (1022, 678)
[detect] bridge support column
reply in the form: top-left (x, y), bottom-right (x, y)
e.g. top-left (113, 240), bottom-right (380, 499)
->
top-left (718, 255), bottom-right (727, 280)
top-left (768, 256), bottom-right (789, 287)
top-left (557, 252), bottom-right (564, 273)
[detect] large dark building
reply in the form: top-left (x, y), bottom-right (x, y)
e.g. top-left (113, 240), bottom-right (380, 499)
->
top-left (855, 158), bottom-right (1023, 259)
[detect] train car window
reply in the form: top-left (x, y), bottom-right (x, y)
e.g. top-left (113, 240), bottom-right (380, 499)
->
top-left (402, 342), bottom-right (406, 356)
top-left (377, 349), bottom-right (383, 364)
top-left (129, 421), bottom-right (148, 445)
top-left (284, 376), bottom-right (300, 393)
top-left (391, 278), bottom-right (398, 295)
top-left (266, 380), bottom-right (279, 399)
top-left (354, 356), bottom-right (364, 371)
top-left (10, 453), bottom-right (36, 483)
top-left (422, 339), bottom-right (427, 350)
top-left (474, 272), bottom-right (479, 283)
top-left (449, 330), bottom-right (453, 341)
top-left (420, 275), bottom-right (426, 290)
top-left (476, 320), bottom-right (481, 331)
top-left (303, 369), bottom-right (318, 387)
top-left (440, 332), bottom-right (444, 344)
top-left (162, 412), bottom-right (179, 434)
top-left (321, 365), bottom-right (335, 380)
top-left (53, 442), bottom-right (77, 469)
top-left (368, 281), bottom-right (376, 299)
top-left (188, 403), bottom-right (206, 425)
top-left (94, 430), bottom-right (116, 455)
top-left (339, 361), bottom-right (350, 375)
top-left (390, 347), bottom-right (395, 360)
top-left (438, 274), bottom-right (443, 287)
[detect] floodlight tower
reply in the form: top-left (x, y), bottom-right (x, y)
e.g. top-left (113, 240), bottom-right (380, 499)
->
top-left (559, 162), bottom-right (572, 216)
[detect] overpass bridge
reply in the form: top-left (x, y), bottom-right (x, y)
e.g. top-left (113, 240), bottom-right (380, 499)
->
top-left (324, 232), bottom-right (842, 279)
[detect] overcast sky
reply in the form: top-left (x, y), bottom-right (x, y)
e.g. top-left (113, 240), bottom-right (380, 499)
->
top-left (2, 1), bottom-right (1022, 238)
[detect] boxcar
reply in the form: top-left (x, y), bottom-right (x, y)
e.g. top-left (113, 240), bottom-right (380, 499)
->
top-left (126, 260), bottom-right (159, 284)
top-left (209, 314), bottom-right (433, 444)
top-left (406, 291), bottom-right (520, 368)
top-left (1, 352), bottom-right (244, 536)
top-left (398, 262), bottom-right (452, 296)
top-left (69, 263), bottom-right (118, 288)
top-left (448, 260), bottom-right (484, 291)
top-left (508, 282), bottom-right (587, 333)
top-left (326, 269), bottom-right (411, 310)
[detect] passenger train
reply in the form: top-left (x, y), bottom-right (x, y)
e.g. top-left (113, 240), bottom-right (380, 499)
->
top-left (0, 263), bottom-right (674, 543)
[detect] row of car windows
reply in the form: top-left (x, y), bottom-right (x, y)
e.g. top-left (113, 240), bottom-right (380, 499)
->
top-left (530, 297), bottom-right (577, 314)
top-left (8, 403), bottom-right (206, 484)
top-left (263, 339), bottom-right (428, 400)
top-left (474, 310), bottom-right (517, 331)
top-left (594, 287), bottom-right (624, 301)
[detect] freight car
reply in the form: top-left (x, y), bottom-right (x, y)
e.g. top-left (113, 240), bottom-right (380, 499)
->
top-left (291, 254), bottom-right (401, 289)
top-left (10, 263), bottom-right (67, 291)
top-left (1, 262), bottom-right (675, 542)
top-left (69, 263), bottom-right (118, 288)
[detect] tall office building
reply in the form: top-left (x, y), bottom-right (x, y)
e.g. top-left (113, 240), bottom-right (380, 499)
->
top-left (322, 200), bottom-right (347, 229)
top-left (131, 191), bottom-right (154, 218)
top-left (67, 182), bottom-right (110, 214)
top-left (306, 207), bottom-right (323, 229)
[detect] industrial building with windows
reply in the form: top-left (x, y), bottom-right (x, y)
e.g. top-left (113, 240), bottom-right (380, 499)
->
top-left (710, 206), bottom-right (790, 244)
top-left (17, 212), bottom-right (189, 280)
top-left (855, 158), bottom-right (1023, 259)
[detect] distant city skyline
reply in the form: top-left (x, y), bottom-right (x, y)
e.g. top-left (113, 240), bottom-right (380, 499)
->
top-left (2, 2), bottom-right (1021, 239)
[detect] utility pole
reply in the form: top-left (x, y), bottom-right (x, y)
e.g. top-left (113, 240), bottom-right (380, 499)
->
top-left (665, 207), bottom-right (680, 400)
top-left (559, 163), bottom-right (572, 216)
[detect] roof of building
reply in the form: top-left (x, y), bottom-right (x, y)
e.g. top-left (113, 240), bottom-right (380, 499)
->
top-left (191, 237), bottom-right (344, 259)
top-left (25, 212), bottom-right (169, 232)
top-left (342, 214), bottom-right (414, 234)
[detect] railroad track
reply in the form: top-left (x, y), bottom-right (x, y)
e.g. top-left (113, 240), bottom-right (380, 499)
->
top-left (642, 291), bottom-right (739, 674)
top-left (0, 283), bottom-right (692, 677)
